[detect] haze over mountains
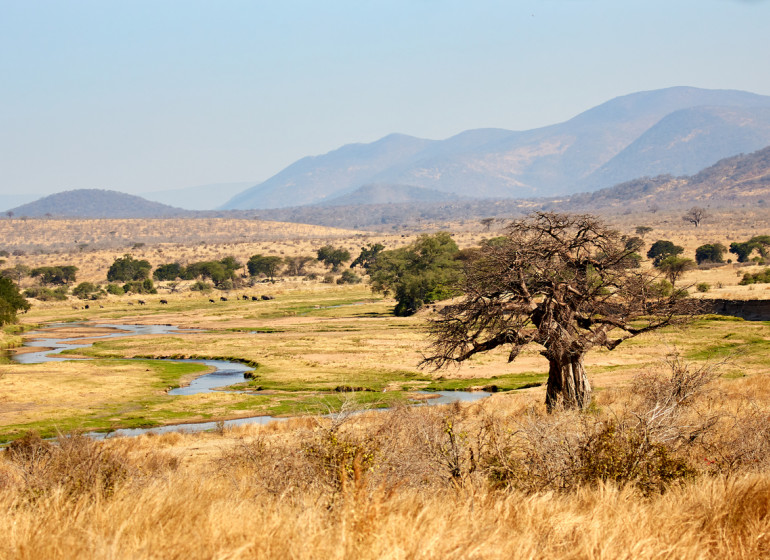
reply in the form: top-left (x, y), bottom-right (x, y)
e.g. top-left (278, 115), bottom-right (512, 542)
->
top-left (222, 86), bottom-right (770, 210)
top-left (8, 86), bottom-right (770, 221)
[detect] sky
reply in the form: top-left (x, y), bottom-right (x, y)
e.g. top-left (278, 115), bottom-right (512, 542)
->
top-left (1, 0), bottom-right (769, 199)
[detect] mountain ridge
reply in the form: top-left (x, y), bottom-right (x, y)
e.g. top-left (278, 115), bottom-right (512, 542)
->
top-left (221, 86), bottom-right (770, 210)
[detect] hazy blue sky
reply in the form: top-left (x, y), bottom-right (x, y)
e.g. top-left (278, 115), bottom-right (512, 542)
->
top-left (1, 0), bottom-right (769, 197)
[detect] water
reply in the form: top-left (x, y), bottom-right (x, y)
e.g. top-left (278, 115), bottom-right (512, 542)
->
top-left (11, 322), bottom-right (492, 440)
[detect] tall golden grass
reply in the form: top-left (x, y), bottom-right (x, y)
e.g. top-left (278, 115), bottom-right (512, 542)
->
top-left (3, 357), bottom-right (770, 559)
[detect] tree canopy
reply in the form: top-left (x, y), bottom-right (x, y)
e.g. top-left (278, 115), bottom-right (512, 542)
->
top-left (695, 243), bottom-right (727, 265)
top-left (107, 255), bottom-right (152, 282)
top-left (316, 245), bottom-right (351, 271)
top-left (369, 232), bottom-right (461, 316)
top-left (647, 240), bottom-right (684, 267)
top-left (350, 243), bottom-right (385, 270)
top-left (0, 276), bottom-right (30, 325)
top-left (423, 213), bottom-right (699, 411)
top-left (30, 265), bottom-right (78, 285)
top-left (247, 254), bottom-right (283, 281)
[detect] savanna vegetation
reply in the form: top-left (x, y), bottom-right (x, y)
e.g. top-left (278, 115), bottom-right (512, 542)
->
top-left (2, 209), bottom-right (770, 558)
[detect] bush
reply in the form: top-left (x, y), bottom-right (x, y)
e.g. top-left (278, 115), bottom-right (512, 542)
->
top-left (105, 283), bottom-right (124, 296)
top-left (4, 431), bottom-right (178, 503)
top-left (322, 273), bottom-right (335, 284)
top-left (696, 282), bottom-right (711, 293)
top-left (190, 280), bottom-right (213, 292)
top-left (336, 270), bottom-right (361, 284)
top-left (123, 278), bottom-right (156, 294)
top-left (23, 286), bottom-right (68, 301)
top-left (72, 282), bottom-right (102, 300)
top-left (739, 268), bottom-right (770, 285)
top-left (216, 279), bottom-right (234, 291)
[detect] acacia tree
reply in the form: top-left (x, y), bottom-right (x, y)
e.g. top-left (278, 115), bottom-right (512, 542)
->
top-left (422, 213), bottom-right (698, 411)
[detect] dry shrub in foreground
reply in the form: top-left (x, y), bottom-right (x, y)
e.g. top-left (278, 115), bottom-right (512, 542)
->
top-left (1, 431), bottom-right (178, 503)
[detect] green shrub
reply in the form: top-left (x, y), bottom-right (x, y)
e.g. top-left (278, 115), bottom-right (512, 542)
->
top-left (190, 280), bottom-right (213, 292)
top-left (23, 286), bottom-right (68, 301)
top-left (739, 268), bottom-right (770, 285)
top-left (336, 270), bottom-right (361, 284)
top-left (123, 278), bottom-right (156, 294)
top-left (696, 282), bottom-right (711, 293)
top-left (72, 282), bottom-right (102, 300)
top-left (105, 283), bottom-right (124, 296)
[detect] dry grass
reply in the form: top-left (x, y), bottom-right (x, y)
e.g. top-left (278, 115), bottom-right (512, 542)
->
top-left (3, 360), bottom-right (770, 559)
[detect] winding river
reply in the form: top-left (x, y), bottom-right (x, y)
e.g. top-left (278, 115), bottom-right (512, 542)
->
top-left (12, 322), bottom-right (490, 439)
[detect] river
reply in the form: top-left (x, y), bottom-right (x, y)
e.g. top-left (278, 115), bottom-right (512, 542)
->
top-left (12, 322), bottom-right (490, 439)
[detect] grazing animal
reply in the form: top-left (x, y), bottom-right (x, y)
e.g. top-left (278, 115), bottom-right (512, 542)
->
top-left (127, 302), bottom-right (134, 306)
top-left (160, 299), bottom-right (168, 304)
top-left (220, 296), bottom-right (228, 301)
top-left (138, 300), bottom-right (146, 305)
top-left (252, 296), bottom-right (259, 301)
top-left (84, 304), bottom-right (89, 309)
top-left (261, 295), bottom-right (274, 300)
top-left (242, 295), bottom-right (249, 300)
top-left (209, 299), bottom-right (215, 303)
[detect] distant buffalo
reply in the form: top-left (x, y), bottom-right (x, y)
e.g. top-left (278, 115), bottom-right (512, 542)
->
top-left (251, 296), bottom-right (259, 301)
top-left (242, 295), bottom-right (249, 300)
top-left (261, 295), bottom-right (274, 300)
top-left (220, 296), bottom-right (228, 302)
top-left (159, 299), bottom-right (168, 304)
top-left (209, 299), bottom-right (215, 303)
top-left (138, 300), bottom-right (146, 305)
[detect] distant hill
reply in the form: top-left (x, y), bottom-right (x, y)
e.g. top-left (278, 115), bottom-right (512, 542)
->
top-left (8, 189), bottom-right (190, 218)
top-left (315, 183), bottom-right (460, 207)
top-left (222, 87), bottom-right (770, 210)
top-left (565, 145), bottom-right (770, 210)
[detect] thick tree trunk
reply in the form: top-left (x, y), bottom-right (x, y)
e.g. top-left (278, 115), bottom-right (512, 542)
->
top-left (545, 352), bottom-right (592, 412)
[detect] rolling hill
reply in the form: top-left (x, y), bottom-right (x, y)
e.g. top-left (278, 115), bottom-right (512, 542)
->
top-left (221, 87), bottom-right (770, 210)
top-left (7, 189), bottom-right (190, 218)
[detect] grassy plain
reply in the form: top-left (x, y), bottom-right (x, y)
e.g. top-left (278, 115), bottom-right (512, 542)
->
top-left (2, 210), bottom-right (770, 558)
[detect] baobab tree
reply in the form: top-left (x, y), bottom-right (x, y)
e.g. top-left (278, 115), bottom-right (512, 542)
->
top-left (682, 206), bottom-right (708, 227)
top-left (422, 212), bottom-right (699, 411)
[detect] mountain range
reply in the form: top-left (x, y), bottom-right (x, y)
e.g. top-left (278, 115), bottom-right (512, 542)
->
top-left (9, 86), bottom-right (770, 222)
top-left (221, 86), bottom-right (770, 210)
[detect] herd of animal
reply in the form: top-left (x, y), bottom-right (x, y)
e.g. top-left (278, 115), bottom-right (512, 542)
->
top-left (72, 294), bottom-right (276, 310)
